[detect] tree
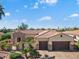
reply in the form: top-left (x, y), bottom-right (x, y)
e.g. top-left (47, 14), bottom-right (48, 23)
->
top-left (21, 37), bottom-right (37, 59)
top-left (22, 48), bottom-right (31, 59)
top-left (25, 37), bottom-right (34, 45)
top-left (21, 37), bottom-right (41, 59)
top-left (18, 23), bottom-right (28, 30)
top-left (20, 37), bottom-right (34, 50)
top-left (0, 4), bottom-right (5, 19)
top-left (0, 27), bottom-right (12, 33)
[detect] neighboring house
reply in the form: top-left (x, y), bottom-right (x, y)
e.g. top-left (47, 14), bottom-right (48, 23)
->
top-left (0, 51), bottom-right (9, 59)
top-left (63, 30), bottom-right (79, 41)
top-left (11, 29), bottom-right (79, 51)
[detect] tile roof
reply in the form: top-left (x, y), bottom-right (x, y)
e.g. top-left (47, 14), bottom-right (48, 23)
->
top-left (36, 30), bottom-right (60, 38)
top-left (13, 29), bottom-right (46, 35)
top-left (63, 30), bottom-right (79, 35)
top-left (13, 29), bottom-right (79, 38)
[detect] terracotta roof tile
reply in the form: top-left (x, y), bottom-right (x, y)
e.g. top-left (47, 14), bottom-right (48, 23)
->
top-left (63, 30), bottom-right (79, 35)
top-left (14, 29), bottom-right (46, 35)
top-left (36, 30), bottom-right (59, 38)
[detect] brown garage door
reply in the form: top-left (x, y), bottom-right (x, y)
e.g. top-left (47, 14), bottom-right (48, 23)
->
top-left (39, 41), bottom-right (48, 50)
top-left (52, 41), bottom-right (70, 50)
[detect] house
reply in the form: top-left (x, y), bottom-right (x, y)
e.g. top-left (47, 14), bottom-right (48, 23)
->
top-left (63, 30), bottom-right (79, 41)
top-left (0, 51), bottom-right (9, 59)
top-left (11, 29), bottom-right (77, 51)
top-left (11, 29), bottom-right (47, 50)
top-left (35, 30), bottom-right (74, 51)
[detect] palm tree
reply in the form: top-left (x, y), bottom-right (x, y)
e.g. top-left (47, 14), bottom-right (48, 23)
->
top-left (0, 4), bottom-right (5, 19)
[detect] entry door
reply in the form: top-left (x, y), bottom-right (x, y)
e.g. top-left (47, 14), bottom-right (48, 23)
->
top-left (39, 41), bottom-right (48, 50)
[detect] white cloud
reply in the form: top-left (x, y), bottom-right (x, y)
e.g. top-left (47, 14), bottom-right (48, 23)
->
top-left (39, 0), bottom-right (58, 5)
top-left (24, 5), bottom-right (28, 8)
top-left (5, 12), bottom-right (11, 16)
top-left (64, 13), bottom-right (79, 21)
top-left (30, 0), bottom-right (58, 9)
top-left (69, 13), bottom-right (79, 17)
top-left (33, 2), bottom-right (39, 9)
top-left (77, 0), bottom-right (79, 5)
top-left (38, 16), bottom-right (52, 21)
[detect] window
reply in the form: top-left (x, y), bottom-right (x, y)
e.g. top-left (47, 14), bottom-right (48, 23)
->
top-left (17, 37), bottom-right (21, 42)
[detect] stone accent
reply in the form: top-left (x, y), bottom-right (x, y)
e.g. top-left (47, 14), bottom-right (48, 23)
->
top-left (48, 41), bottom-right (52, 51)
top-left (70, 42), bottom-right (74, 51)
top-left (35, 40), bottom-right (39, 50)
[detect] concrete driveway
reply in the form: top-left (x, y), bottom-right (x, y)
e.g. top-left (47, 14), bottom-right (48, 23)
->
top-left (38, 50), bottom-right (79, 59)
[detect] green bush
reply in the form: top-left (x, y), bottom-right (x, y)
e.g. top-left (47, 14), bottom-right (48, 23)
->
top-left (10, 52), bottom-right (21, 59)
top-left (0, 32), bottom-right (11, 41)
top-left (76, 40), bottom-right (79, 50)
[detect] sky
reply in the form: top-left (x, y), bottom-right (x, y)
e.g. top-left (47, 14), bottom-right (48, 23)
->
top-left (0, 0), bottom-right (79, 29)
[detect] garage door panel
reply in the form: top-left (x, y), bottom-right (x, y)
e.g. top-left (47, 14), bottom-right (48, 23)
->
top-left (52, 41), bottom-right (70, 50)
top-left (39, 41), bottom-right (48, 50)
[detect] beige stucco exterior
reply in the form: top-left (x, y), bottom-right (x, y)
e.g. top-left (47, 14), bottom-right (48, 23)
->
top-left (12, 32), bottom-right (26, 43)
top-left (12, 30), bottom-right (75, 51)
top-left (35, 33), bottom-right (74, 51)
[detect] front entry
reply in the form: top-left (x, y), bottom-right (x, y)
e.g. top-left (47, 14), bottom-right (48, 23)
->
top-left (39, 41), bottom-right (48, 50)
top-left (52, 41), bottom-right (70, 50)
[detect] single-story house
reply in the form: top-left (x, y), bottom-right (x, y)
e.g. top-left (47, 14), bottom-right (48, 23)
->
top-left (35, 30), bottom-right (74, 51)
top-left (11, 29), bottom-right (78, 51)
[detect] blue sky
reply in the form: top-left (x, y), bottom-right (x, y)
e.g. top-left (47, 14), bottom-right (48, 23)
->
top-left (0, 0), bottom-right (79, 29)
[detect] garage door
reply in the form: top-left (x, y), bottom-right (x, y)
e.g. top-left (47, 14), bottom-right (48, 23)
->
top-left (39, 41), bottom-right (48, 50)
top-left (52, 41), bottom-right (70, 50)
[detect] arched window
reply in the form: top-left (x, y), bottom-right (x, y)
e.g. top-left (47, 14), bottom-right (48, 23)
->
top-left (17, 37), bottom-right (21, 42)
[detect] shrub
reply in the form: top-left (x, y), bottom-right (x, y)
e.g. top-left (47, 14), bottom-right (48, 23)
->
top-left (0, 32), bottom-right (11, 41)
top-left (10, 52), bottom-right (21, 59)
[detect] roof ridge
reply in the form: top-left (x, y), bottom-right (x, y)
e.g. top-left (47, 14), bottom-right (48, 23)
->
top-left (35, 30), bottom-right (50, 37)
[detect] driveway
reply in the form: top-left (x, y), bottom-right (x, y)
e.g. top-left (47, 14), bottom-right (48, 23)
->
top-left (38, 50), bottom-right (79, 59)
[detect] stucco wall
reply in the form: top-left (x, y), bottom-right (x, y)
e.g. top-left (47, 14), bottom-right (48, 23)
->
top-left (12, 32), bottom-right (26, 43)
top-left (35, 33), bottom-right (74, 50)
top-left (49, 33), bottom-right (74, 41)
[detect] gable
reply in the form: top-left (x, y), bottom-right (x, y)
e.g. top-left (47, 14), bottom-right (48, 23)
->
top-left (12, 32), bottom-right (25, 40)
top-left (49, 33), bottom-right (74, 41)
